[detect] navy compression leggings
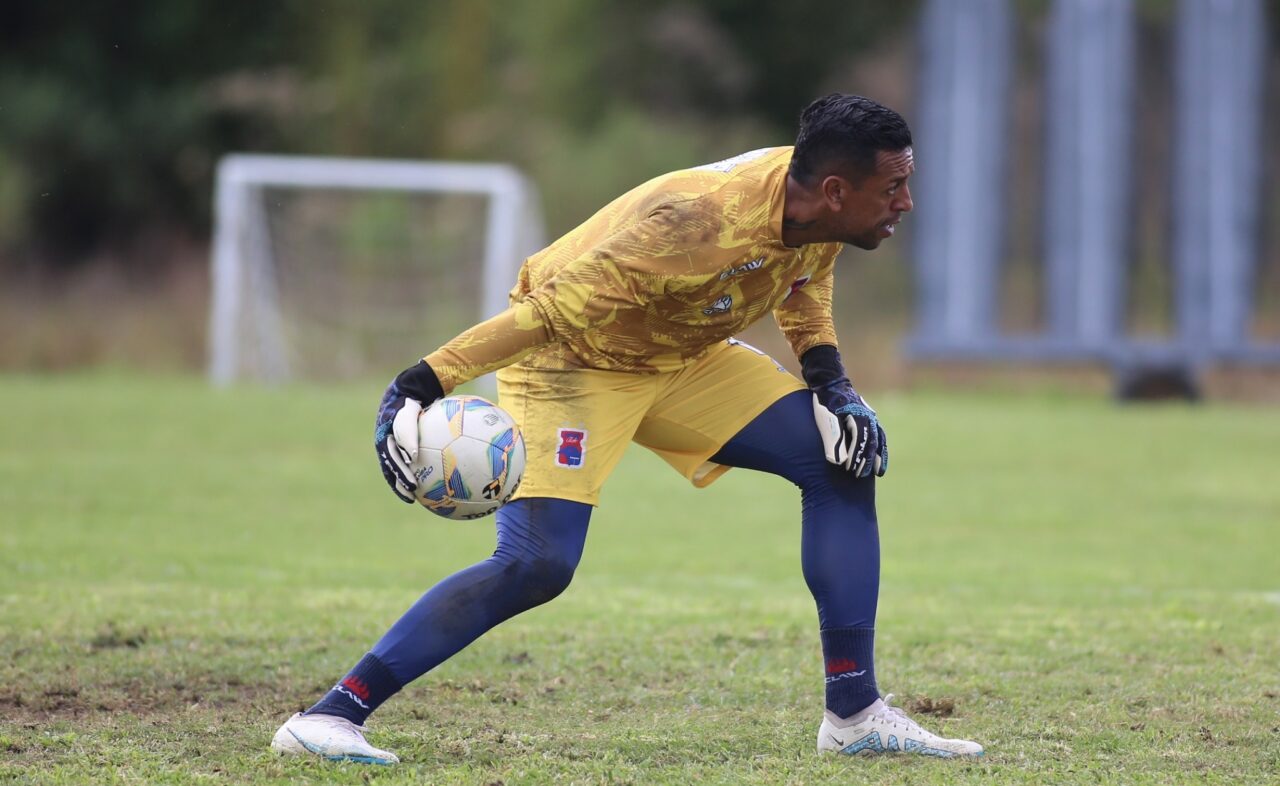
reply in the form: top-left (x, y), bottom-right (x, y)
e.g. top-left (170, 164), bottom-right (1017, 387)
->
top-left (368, 388), bottom-right (879, 685)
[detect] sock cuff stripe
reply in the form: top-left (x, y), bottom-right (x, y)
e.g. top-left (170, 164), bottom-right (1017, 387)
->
top-left (819, 626), bottom-right (875, 645)
top-left (351, 652), bottom-right (403, 691)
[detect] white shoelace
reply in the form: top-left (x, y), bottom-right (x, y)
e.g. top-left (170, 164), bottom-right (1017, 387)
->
top-left (874, 694), bottom-right (929, 736)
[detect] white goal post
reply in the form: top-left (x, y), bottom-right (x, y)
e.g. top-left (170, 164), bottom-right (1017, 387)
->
top-left (208, 154), bottom-right (546, 384)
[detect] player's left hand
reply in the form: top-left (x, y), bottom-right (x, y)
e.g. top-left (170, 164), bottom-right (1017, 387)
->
top-left (375, 360), bottom-right (444, 503)
top-left (801, 345), bottom-right (888, 478)
top-left (811, 385), bottom-right (888, 478)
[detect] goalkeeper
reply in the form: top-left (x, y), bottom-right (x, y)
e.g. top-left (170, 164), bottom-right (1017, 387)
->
top-left (272, 94), bottom-right (984, 762)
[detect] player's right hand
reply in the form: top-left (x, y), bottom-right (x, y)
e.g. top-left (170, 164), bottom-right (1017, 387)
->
top-left (375, 360), bottom-right (444, 503)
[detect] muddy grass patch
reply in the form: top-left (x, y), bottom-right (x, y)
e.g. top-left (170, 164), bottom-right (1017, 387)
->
top-left (0, 673), bottom-right (298, 722)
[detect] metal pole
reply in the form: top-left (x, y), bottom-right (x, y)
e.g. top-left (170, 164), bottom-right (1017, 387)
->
top-left (912, 0), bottom-right (1012, 348)
top-left (1044, 0), bottom-right (1134, 346)
top-left (1174, 0), bottom-right (1264, 357)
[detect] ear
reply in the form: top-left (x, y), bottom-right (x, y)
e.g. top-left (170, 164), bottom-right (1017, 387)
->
top-left (820, 175), bottom-right (848, 211)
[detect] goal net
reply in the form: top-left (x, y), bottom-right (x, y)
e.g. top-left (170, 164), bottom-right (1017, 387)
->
top-left (208, 154), bottom-right (546, 385)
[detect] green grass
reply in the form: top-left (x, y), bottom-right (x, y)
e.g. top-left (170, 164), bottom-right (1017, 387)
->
top-left (1, 373), bottom-right (1277, 784)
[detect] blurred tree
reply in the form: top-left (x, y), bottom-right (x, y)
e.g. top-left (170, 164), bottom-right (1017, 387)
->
top-left (0, 0), bottom-right (919, 267)
top-left (0, 0), bottom-right (302, 264)
top-left (615, 0), bottom-right (920, 127)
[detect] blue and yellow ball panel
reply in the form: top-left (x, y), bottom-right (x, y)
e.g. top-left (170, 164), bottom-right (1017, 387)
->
top-left (487, 427), bottom-right (515, 484)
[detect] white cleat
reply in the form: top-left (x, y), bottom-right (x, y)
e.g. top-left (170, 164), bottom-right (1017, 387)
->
top-left (270, 712), bottom-right (399, 765)
top-left (817, 694), bottom-right (984, 759)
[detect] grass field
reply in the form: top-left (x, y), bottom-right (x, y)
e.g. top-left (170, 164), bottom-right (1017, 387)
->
top-left (1, 373), bottom-right (1277, 784)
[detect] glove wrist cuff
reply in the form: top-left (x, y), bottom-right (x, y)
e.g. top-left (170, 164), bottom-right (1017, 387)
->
top-left (395, 360), bottom-right (444, 404)
top-left (801, 344), bottom-right (847, 389)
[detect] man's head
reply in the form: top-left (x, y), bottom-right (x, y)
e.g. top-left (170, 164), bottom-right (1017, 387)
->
top-left (787, 94), bottom-right (914, 250)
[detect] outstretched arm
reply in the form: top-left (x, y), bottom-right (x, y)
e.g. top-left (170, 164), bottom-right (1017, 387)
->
top-left (377, 205), bottom-right (718, 502)
top-left (424, 301), bottom-right (553, 393)
top-left (425, 203), bottom-right (716, 391)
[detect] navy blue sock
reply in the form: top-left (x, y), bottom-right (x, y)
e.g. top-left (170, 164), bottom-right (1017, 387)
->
top-left (820, 626), bottom-right (879, 718)
top-left (306, 651), bottom-right (402, 725)
top-left (711, 389), bottom-right (882, 719)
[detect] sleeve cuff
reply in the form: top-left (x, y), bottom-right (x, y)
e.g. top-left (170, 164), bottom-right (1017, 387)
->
top-left (800, 343), bottom-right (845, 389)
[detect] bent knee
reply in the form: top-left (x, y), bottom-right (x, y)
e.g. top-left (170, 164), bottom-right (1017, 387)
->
top-left (510, 556), bottom-right (576, 606)
top-left (797, 460), bottom-right (869, 492)
top-left (797, 464), bottom-right (877, 516)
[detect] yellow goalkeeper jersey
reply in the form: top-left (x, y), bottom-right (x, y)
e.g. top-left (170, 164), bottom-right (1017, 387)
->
top-left (426, 146), bottom-right (841, 391)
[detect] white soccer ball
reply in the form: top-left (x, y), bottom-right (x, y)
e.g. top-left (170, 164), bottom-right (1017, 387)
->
top-left (411, 395), bottom-right (526, 520)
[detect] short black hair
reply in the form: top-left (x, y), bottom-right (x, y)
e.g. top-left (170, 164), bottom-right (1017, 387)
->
top-left (789, 94), bottom-right (912, 185)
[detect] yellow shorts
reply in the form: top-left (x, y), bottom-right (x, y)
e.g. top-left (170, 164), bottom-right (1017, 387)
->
top-left (496, 339), bottom-right (805, 506)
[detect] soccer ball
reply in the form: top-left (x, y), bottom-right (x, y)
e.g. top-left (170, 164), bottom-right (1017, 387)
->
top-left (411, 395), bottom-right (525, 520)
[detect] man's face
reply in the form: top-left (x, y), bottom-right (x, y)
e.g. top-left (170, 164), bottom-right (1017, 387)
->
top-left (829, 147), bottom-right (915, 250)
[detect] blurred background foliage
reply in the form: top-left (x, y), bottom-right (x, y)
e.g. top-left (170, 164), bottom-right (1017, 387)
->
top-left (0, 0), bottom-right (917, 269)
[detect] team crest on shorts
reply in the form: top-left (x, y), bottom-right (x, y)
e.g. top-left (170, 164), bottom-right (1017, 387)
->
top-left (555, 429), bottom-right (587, 469)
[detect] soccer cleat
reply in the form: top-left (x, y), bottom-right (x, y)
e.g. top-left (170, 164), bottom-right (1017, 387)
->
top-left (270, 712), bottom-right (399, 765)
top-left (817, 694), bottom-right (984, 758)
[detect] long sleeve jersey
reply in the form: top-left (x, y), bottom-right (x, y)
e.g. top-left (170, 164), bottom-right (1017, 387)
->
top-left (425, 146), bottom-right (841, 391)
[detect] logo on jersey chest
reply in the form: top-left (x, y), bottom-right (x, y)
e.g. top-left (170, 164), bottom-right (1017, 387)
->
top-left (702, 295), bottom-right (733, 315)
top-left (719, 257), bottom-right (764, 280)
top-left (555, 428), bottom-right (587, 469)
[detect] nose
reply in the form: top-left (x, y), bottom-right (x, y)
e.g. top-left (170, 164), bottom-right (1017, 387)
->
top-left (893, 183), bottom-right (913, 213)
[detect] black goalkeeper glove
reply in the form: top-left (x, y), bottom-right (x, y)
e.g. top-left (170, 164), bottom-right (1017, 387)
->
top-left (802, 345), bottom-right (887, 478)
top-left (374, 360), bottom-right (444, 503)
